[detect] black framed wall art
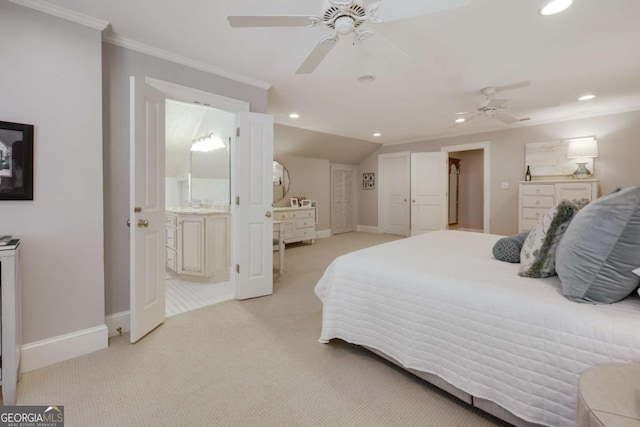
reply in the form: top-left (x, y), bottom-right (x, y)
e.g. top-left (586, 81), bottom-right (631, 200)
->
top-left (0, 120), bottom-right (34, 200)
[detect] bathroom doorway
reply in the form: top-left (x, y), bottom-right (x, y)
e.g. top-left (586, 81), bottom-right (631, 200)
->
top-left (164, 99), bottom-right (235, 316)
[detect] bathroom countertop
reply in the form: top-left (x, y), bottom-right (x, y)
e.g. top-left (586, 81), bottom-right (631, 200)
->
top-left (166, 207), bottom-right (230, 215)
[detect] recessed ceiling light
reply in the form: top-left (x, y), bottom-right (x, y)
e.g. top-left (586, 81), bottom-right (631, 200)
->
top-left (289, 113), bottom-right (300, 119)
top-left (578, 94), bottom-right (596, 101)
top-left (539, 0), bottom-right (573, 16)
top-left (358, 75), bottom-right (376, 83)
top-left (373, 132), bottom-right (382, 137)
top-left (455, 118), bottom-right (466, 123)
top-left (455, 112), bottom-right (467, 115)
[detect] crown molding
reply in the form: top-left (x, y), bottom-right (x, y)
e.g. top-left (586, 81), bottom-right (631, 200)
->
top-left (103, 34), bottom-right (272, 91)
top-left (382, 104), bottom-right (640, 146)
top-left (9, 0), bottom-right (109, 30)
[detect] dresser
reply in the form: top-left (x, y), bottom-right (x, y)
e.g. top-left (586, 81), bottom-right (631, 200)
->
top-left (166, 208), bottom-right (230, 282)
top-left (0, 240), bottom-right (22, 405)
top-left (518, 180), bottom-right (598, 232)
top-left (273, 207), bottom-right (316, 244)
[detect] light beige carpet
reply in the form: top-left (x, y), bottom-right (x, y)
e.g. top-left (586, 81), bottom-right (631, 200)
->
top-left (15, 232), bottom-right (508, 426)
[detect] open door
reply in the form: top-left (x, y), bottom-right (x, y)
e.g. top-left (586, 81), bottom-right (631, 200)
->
top-left (130, 76), bottom-right (166, 343)
top-left (235, 112), bottom-right (274, 300)
top-left (410, 152), bottom-right (448, 236)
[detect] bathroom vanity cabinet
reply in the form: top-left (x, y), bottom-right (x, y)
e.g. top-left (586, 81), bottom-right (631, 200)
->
top-left (166, 209), bottom-right (230, 283)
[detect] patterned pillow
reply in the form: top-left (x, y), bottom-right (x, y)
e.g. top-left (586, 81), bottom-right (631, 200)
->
top-left (518, 199), bottom-right (588, 278)
top-left (492, 231), bottom-right (529, 263)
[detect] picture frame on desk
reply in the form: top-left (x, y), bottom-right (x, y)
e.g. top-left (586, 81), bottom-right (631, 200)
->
top-left (290, 198), bottom-right (299, 208)
top-left (0, 120), bottom-right (34, 200)
top-left (300, 200), bottom-right (311, 207)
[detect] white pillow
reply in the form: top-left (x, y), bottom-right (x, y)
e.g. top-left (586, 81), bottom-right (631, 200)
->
top-left (634, 267), bottom-right (640, 277)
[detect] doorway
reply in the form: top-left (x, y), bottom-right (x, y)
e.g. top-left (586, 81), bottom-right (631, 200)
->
top-left (378, 152), bottom-right (410, 236)
top-left (164, 99), bottom-right (235, 317)
top-left (441, 142), bottom-right (491, 233)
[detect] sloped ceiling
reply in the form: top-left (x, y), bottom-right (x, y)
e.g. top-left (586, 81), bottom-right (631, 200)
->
top-left (274, 124), bottom-right (380, 164)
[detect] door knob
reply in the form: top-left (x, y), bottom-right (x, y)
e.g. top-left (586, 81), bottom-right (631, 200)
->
top-left (127, 219), bottom-right (131, 227)
top-left (265, 211), bottom-right (272, 218)
top-left (137, 219), bottom-right (149, 228)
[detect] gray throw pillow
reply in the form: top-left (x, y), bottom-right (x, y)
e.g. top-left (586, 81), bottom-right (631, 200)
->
top-left (556, 186), bottom-right (640, 304)
top-left (492, 231), bottom-right (529, 263)
top-left (519, 199), bottom-right (586, 278)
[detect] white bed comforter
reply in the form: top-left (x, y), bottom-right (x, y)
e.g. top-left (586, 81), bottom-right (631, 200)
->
top-left (315, 231), bottom-right (640, 426)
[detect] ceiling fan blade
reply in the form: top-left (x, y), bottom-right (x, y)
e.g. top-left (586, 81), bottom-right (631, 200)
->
top-left (228, 15), bottom-right (315, 28)
top-left (370, 0), bottom-right (470, 23)
top-left (295, 36), bottom-right (339, 75)
top-left (496, 80), bottom-right (531, 93)
top-left (494, 112), bottom-right (519, 125)
top-left (486, 98), bottom-right (508, 109)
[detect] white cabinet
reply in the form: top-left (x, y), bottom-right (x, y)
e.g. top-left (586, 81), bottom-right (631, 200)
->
top-left (166, 210), bottom-right (230, 282)
top-left (273, 207), bottom-right (316, 244)
top-left (0, 240), bottom-right (22, 405)
top-left (518, 180), bottom-right (598, 232)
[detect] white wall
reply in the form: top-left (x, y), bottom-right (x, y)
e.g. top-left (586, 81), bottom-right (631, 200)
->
top-left (0, 4), bottom-right (105, 344)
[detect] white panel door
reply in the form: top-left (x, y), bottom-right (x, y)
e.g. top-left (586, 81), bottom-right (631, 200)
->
top-left (411, 152), bottom-right (448, 236)
top-left (130, 76), bottom-right (166, 343)
top-left (379, 153), bottom-right (410, 236)
top-left (235, 112), bottom-right (274, 300)
top-left (331, 166), bottom-right (355, 235)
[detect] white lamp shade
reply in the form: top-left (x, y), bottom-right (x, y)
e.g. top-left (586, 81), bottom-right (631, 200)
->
top-left (567, 137), bottom-right (598, 159)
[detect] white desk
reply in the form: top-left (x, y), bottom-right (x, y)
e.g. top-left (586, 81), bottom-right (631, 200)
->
top-left (273, 221), bottom-right (285, 273)
top-left (0, 240), bottom-right (22, 405)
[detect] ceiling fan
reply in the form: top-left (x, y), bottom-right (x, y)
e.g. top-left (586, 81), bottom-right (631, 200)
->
top-left (455, 82), bottom-right (532, 126)
top-left (227, 0), bottom-right (470, 75)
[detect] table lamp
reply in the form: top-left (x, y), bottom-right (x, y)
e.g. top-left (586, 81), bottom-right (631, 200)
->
top-left (566, 136), bottom-right (598, 179)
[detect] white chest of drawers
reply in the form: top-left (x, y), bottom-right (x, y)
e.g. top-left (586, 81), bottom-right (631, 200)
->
top-left (518, 180), bottom-right (599, 232)
top-left (273, 207), bottom-right (316, 244)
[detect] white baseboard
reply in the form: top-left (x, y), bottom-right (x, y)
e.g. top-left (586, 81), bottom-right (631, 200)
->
top-left (357, 225), bottom-right (380, 233)
top-left (21, 324), bottom-right (108, 373)
top-left (106, 310), bottom-right (131, 337)
top-left (315, 229), bottom-right (331, 239)
top-left (453, 228), bottom-right (484, 233)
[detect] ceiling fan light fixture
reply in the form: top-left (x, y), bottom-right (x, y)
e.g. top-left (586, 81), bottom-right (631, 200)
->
top-left (539, 0), bottom-right (573, 16)
top-left (578, 94), bottom-right (596, 101)
top-left (289, 113), bottom-right (300, 119)
top-left (334, 16), bottom-right (356, 35)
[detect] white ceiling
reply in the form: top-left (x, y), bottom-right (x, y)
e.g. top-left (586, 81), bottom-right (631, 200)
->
top-left (32, 0), bottom-right (640, 144)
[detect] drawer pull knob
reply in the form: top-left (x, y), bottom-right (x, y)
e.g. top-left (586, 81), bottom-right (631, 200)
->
top-left (536, 189), bottom-right (541, 193)
top-left (536, 201), bottom-right (540, 205)
top-left (535, 213), bottom-right (540, 217)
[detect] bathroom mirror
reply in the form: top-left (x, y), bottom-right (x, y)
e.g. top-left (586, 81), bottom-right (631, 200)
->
top-left (273, 160), bottom-right (290, 203)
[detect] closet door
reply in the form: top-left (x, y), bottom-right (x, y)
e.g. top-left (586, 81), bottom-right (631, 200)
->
top-left (331, 165), bottom-right (356, 235)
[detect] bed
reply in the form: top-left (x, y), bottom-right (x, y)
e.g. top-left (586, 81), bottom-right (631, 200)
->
top-left (315, 230), bottom-right (640, 427)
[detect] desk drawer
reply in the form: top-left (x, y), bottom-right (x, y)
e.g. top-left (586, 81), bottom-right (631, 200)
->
top-left (522, 196), bottom-right (554, 208)
top-left (522, 184), bottom-right (554, 196)
top-left (520, 219), bottom-right (539, 232)
top-left (296, 227), bottom-right (315, 239)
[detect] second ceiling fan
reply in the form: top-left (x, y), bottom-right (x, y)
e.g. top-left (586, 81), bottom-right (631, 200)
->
top-left (228, 0), bottom-right (470, 75)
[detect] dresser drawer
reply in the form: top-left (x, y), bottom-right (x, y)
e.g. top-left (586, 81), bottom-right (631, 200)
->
top-left (166, 214), bottom-right (177, 228)
top-left (522, 208), bottom-right (548, 220)
top-left (296, 227), bottom-right (315, 239)
top-left (167, 228), bottom-right (177, 250)
top-left (274, 211), bottom-right (289, 220)
top-left (295, 218), bottom-right (314, 229)
top-left (520, 219), bottom-right (539, 232)
top-left (290, 209), bottom-right (314, 219)
top-left (522, 185), bottom-right (554, 196)
top-left (522, 196), bottom-right (554, 208)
